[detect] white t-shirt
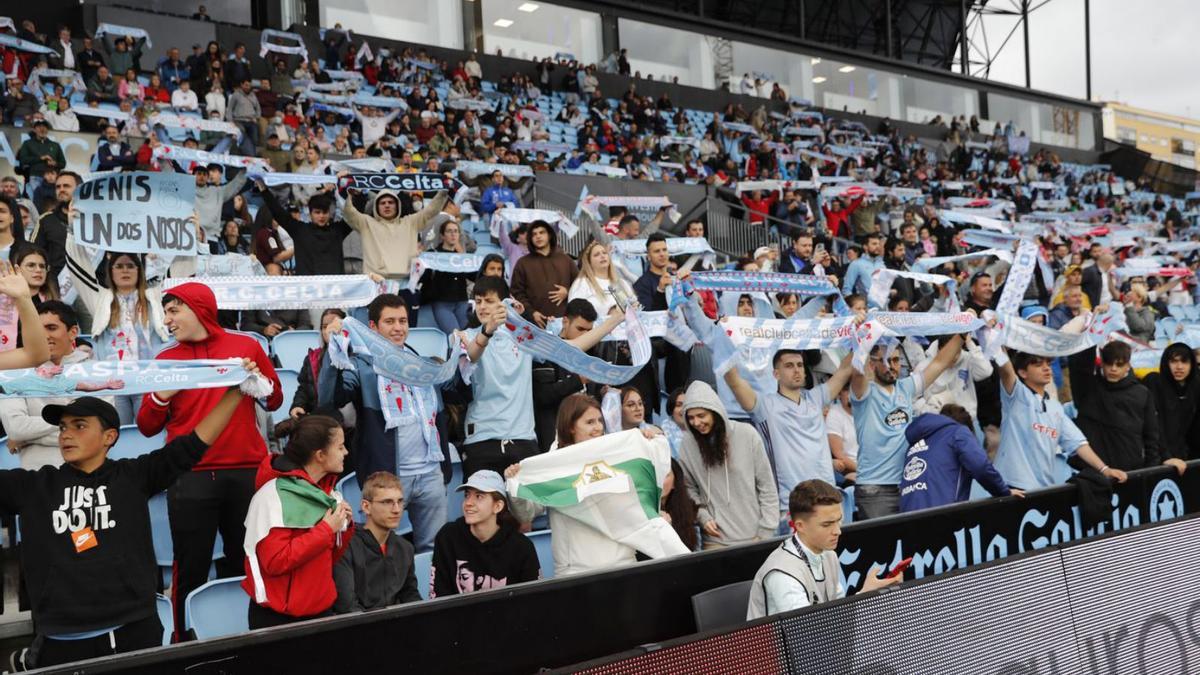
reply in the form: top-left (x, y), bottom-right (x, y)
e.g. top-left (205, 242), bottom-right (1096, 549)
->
top-left (825, 404), bottom-right (858, 461)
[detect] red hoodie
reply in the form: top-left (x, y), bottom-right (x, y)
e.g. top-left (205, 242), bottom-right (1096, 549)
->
top-left (137, 282), bottom-right (283, 470)
top-left (241, 454), bottom-right (353, 617)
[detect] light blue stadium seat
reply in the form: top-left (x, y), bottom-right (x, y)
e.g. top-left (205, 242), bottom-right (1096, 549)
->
top-left (842, 486), bottom-right (855, 523)
top-left (108, 425), bottom-right (167, 460)
top-left (150, 491), bottom-right (224, 587)
top-left (407, 327), bottom-right (449, 359)
top-left (271, 330), bottom-right (321, 371)
top-left (414, 551), bottom-right (433, 599)
top-left (185, 577), bottom-right (249, 639)
top-left (273, 370), bottom-right (300, 423)
top-left (526, 530), bottom-right (555, 580)
top-left (447, 457), bottom-right (464, 524)
top-left (156, 594), bottom-right (173, 646)
top-left (475, 243), bottom-right (502, 258)
top-left (0, 437), bottom-right (17, 471)
top-left (1186, 306), bottom-right (1200, 321)
top-left (1168, 305), bottom-right (1186, 320)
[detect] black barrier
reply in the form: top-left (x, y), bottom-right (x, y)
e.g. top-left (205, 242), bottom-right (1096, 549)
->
top-left (40, 463), bottom-right (1200, 674)
top-left (567, 514), bottom-right (1200, 674)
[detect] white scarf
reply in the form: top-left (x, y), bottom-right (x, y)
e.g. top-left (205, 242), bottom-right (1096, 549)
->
top-left (110, 292), bottom-right (143, 362)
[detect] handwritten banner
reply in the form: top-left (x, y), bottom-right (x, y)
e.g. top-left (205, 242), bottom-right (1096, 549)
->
top-left (72, 172), bottom-right (197, 255)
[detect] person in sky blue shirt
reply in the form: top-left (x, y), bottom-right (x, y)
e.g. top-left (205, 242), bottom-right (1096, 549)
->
top-left (480, 170), bottom-right (519, 217)
top-left (842, 233), bottom-right (885, 296)
top-left (991, 348), bottom-right (1128, 490)
top-left (725, 349), bottom-right (856, 515)
top-left (319, 294), bottom-right (449, 553)
top-left (457, 276), bottom-right (623, 479)
top-left (899, 403), bottom-right (1022, 513)
top-left (850, 333), bottom-right (964, 519)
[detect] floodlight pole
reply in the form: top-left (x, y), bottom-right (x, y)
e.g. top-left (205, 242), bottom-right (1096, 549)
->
top-left (1084, 0), bottom-right (1092, 100)
top-left (1022, 0), bottom-right (1031, 88)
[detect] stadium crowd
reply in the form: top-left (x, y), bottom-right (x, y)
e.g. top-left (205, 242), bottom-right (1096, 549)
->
top-left (0, 6), bottom-right (1198, 668)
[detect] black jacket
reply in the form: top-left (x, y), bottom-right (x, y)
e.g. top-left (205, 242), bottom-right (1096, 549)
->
top-left (259, 187), bottom-right (352, 276)
top-left (333, 525), bottom-right (420, 612)
top-left (1142, 342), bottom-right (1200, 461)
top-left (531, 358), bottom-right (584, 451)
top-left (418, 244), bottom-right (473, 304)
top-left (430, 518), bottom-right (539, 598)
top-left (1069, 350), bottom-right (1161, 471)
top-left (0, 432), bottom-right (210, 634)
top-left (33, 208), bottom-right (69, 278)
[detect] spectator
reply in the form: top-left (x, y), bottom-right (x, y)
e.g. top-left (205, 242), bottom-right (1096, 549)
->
top-left (510, 220), bottom-right (577, 326)
top-left (531, 299), bottom-right (595, 451)
top-left (49, 27), bottom-right (75, 71)
top-left (841, 233), bottom-right (884, 296)
top-left (340, 177), bottom-right (449, 283)
top-left (12, 245), bottom-right (59, 306)
top-left (157, 47), bottom-right (189, 92)
top-left (1048, 285), bottom-right (1086, 328)
top-left (173, 163), bottom-right (246, 245)
top-left (825, 387), bottom-right (858, 480)
top-left (137, 282), bottom-right (283, 640)
top-left (724, 350), bottom-right (856, 514)
top-left (226, 80), bottom-right (261, 154)
top-left (30, 169), bottom-right (77, 278)
top-left (1143, 342), bottom-right (1200, 466)
top-left (243, 415), bottom-right (353, 629)
top-left (290, 309), bottom-right (345, 419)
top-left (170, 79), bottom-right (199, 111)
top-left (205, 81), bottom-right (226, 119)
top-left (677, 380), bottom-right (777, 549)
top-left (568, 240), bottom-right (633, 318)
top-left (333, 470), bottom-right (420, 612)
top-left (660, 458), bottom-right (699, 550)
top-left (416, 219), bottom-right (473, 334)
top-left (318, 294), bottom-right (448, 553)
top-left (64, 241), bottom-right (170, 424)
top-left (1081, 251), bottom-right (1117, 307)
top-left (256, 185), bottom-right (351, 278)
top-left (964, 271), bottom-right (995, 315)
top-left (461, 277), bottom-right (620, 477)
top-left (0, 197), bottom-right (26, 259)
top-left (913, 335), bottom-right (993, 420)
top-left (746, 480), bottom-right (899, 619)
top-left (3, 387), bottom-right (248, 669)
top-left (16, 119), bottom-right (65, 181)
top-left (632, 233), bottom-right (674, 311)
top-left (87, 65), bottom-right (119, 104)
top-left (777, 232), bottom-right (816, 275)
top-left (480, 170), bottom-right (518, 217)
top-left (849, 335), bottom-right (964, 519)
top-left (1123, 286), bottom-right (1156, 342)
top-left (899, 404), bottom-right (1018, 512)
top-left (992, 349), bottom-right (1127, 490)
top-left (102, 34), bottom-right (144, 79)
top-left (209, 220), bottom-right (250, 255)
top-left (618, 387), bottom-right (650, 431)
top-left (252, 208), bottom-right (292, 274)
top-left (117, 68), bottom-right (144, 103)
top-left (142, 73), bottom-right (170, 104)
top-left (259, 133), bottom-right (290, 172)
top-left (5, 79), bottom-right (39, 126)
top-left (0, 299), bottom-right (86, 469)
top-left (1069, 340), bottom-right (1171, 473)
top-left (225, 43), bottom-right (253, 88)
top-left (95, 124), bottom-right (136, 172)
top-left (431, 470), bottom-right (540, 597)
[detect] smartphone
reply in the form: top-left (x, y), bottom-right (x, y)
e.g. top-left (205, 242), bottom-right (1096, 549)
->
top-left (885, 556), bottom-right (914, 579)
top-left (814, 242), bottom-right (826, 254)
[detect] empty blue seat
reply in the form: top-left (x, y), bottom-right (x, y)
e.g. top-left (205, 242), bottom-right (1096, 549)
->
top-left (271, 330), bottom-right (321, 372)
top-left (842, 486), bottom-right (855, 523)
top-left (156, 594), bottom-right (173, 646)
top-left (446, 458), bottom-right (464, 524)
top-left (0, 437), bottom-right (17, 471)
top-left (229, 329), bottom-right (270, 356)
top-left (526, 530), bottom-right (555, 580)
top-left (414, 551), bottom-right (433, 599)
top-left (273, 370), bottom-right (300, 423)
top-left (108, 425), bottom-right (167, 460)
top-left (407, 327), bottom-right (449, 359)
top-left (185, 577), bottom-right (249, 639)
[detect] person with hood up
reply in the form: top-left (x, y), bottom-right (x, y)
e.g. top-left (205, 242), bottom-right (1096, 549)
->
top-left (509, 220), bottom-right (577, 327)
top-left (1069, 340), bottom-right (1171, 473)
top-left (899, 404), bottom-right (1020, 513)
top-left (430, 470), bottom-right (539, 597)
top-left (1142, 342), bottom-right (1200, 466)
top-left (676, 381), bottom-right (777, 549)
top-left (243, 415), bottom-right (353, 629)
top-left (337, 170), bottom-right (450, 284)
top-left (137, 281), bottom-right (283, 641)
top-left (162, 162), bottom-right (246, 244)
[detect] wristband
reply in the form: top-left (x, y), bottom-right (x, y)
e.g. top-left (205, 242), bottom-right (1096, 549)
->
top-left (1099, 465), bottom-right (1109, 474)
top-left (481, 327), bottom-right (494, 338)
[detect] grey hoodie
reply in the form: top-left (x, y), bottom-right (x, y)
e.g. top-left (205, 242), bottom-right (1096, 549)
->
top-left (677, 381), bottom-right (779, 547)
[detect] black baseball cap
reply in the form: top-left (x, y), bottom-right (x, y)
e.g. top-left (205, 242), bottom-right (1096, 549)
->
top-left (42, 397), bottom-right (121, 431)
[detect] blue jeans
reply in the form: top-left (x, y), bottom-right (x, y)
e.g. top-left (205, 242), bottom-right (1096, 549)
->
top-left (428, 301), bottom-right (468, 334)
top-left (114, 394), bottom-right (143, 426)
top-left (400, 469), bottom-right (447, 554)
top-left (235, 120), bottom-right (259, 156)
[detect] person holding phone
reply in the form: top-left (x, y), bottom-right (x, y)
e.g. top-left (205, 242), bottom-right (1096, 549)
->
top-left (747, 480), bottom-right (900, 619)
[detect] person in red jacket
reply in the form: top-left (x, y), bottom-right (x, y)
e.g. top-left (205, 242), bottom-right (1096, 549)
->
top-left (137, 281), bottom-right (282, 640)
top-left (740, 189), bottom-right (778, 225)
top-left (243, 415), bottom-right (353, 629)
top-left (821, 194), bottom-right (864, 240)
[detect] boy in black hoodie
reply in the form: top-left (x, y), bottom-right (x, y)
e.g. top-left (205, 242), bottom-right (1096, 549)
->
top-left (6, 362), bottom-right (257, 669)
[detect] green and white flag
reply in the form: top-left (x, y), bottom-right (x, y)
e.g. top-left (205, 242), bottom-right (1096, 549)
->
top-left (507, 430), bottom-right (689, 559)
top-left (244, 476), bottom-right (342, 604)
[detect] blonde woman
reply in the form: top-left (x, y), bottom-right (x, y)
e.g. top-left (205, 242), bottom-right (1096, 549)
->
top-left (567, 240), bottom-right (634, 317)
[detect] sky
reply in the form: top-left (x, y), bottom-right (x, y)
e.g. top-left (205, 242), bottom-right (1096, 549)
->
top-left (972, 0), bottom-right (1199, 119)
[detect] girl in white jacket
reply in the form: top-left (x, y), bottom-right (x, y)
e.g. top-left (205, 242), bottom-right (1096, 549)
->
top-left (65, 235), bottom-right (169, 424)
top-left (567, 240), bottom-right (634, 317)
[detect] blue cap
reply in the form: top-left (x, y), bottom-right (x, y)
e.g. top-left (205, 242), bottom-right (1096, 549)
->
top-left (456, 470), bottom-right (507, 498)
top-left (1020, 305), bottom-right (1049, 321)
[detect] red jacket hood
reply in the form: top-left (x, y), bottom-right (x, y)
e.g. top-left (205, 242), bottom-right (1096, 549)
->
top-left (163, 281), bottom-right (225, 343)
top-left (255, 452), bottom-right (339, 494)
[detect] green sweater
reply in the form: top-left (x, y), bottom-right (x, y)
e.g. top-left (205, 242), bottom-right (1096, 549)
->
top-left (16, 137), bottom-right (66, 176)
